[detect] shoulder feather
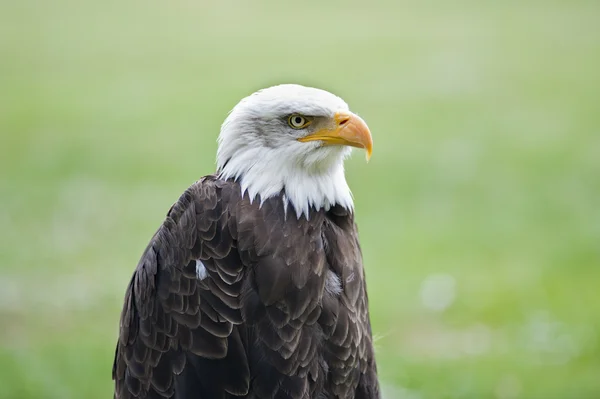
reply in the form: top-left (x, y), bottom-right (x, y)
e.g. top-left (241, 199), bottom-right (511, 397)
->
top-left (113, 177), bottom-right (250, 398)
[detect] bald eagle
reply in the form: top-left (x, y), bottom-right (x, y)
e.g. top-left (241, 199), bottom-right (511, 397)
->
top-left (112, 84), bottom-right (380, 399)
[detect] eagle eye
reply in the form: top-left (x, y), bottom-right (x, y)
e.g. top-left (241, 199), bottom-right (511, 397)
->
top-left (287, 114), bottom-right (312, 129)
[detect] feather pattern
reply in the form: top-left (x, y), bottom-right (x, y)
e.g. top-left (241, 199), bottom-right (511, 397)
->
top-left (113, 177), bottom-right (379, 398)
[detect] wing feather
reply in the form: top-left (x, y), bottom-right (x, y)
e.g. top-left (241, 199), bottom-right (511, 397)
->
top-left (113, 177), bottom-right (249, 398)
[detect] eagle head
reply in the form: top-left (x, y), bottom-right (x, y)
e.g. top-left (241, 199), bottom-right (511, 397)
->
top-left (216, 84), bottom-right (372, 218)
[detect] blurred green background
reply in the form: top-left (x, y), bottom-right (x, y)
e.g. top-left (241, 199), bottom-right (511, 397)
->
top-left (1, 0), bottom-right (599, 398)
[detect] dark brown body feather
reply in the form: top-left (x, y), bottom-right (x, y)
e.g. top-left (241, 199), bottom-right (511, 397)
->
top-left (113, 176), bottom-right (379, 399)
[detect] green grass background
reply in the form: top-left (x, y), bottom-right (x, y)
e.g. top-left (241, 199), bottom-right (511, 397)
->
top-left (1, 1), bottom-right (599, 398)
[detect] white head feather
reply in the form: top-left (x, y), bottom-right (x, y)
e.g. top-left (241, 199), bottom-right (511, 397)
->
top-left (216, 84), bottom-right (358, 219)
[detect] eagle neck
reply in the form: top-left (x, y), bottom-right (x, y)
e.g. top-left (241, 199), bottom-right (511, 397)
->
top-left (217, 147), bottom-right (354, 220)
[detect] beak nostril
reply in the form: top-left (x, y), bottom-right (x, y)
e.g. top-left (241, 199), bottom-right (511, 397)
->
top-left (339, 118), bottom-right (350, 126)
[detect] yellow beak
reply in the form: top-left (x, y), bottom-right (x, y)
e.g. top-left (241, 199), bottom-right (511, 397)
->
top-left (297, 111), bottom-right (373, 160)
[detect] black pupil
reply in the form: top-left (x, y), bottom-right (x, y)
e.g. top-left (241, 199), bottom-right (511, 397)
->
top-left (294, 117), bottom-right (302, 125)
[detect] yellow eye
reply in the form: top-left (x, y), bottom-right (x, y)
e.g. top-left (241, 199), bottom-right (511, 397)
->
top-left (288, 114), bottom-right (311, 129)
